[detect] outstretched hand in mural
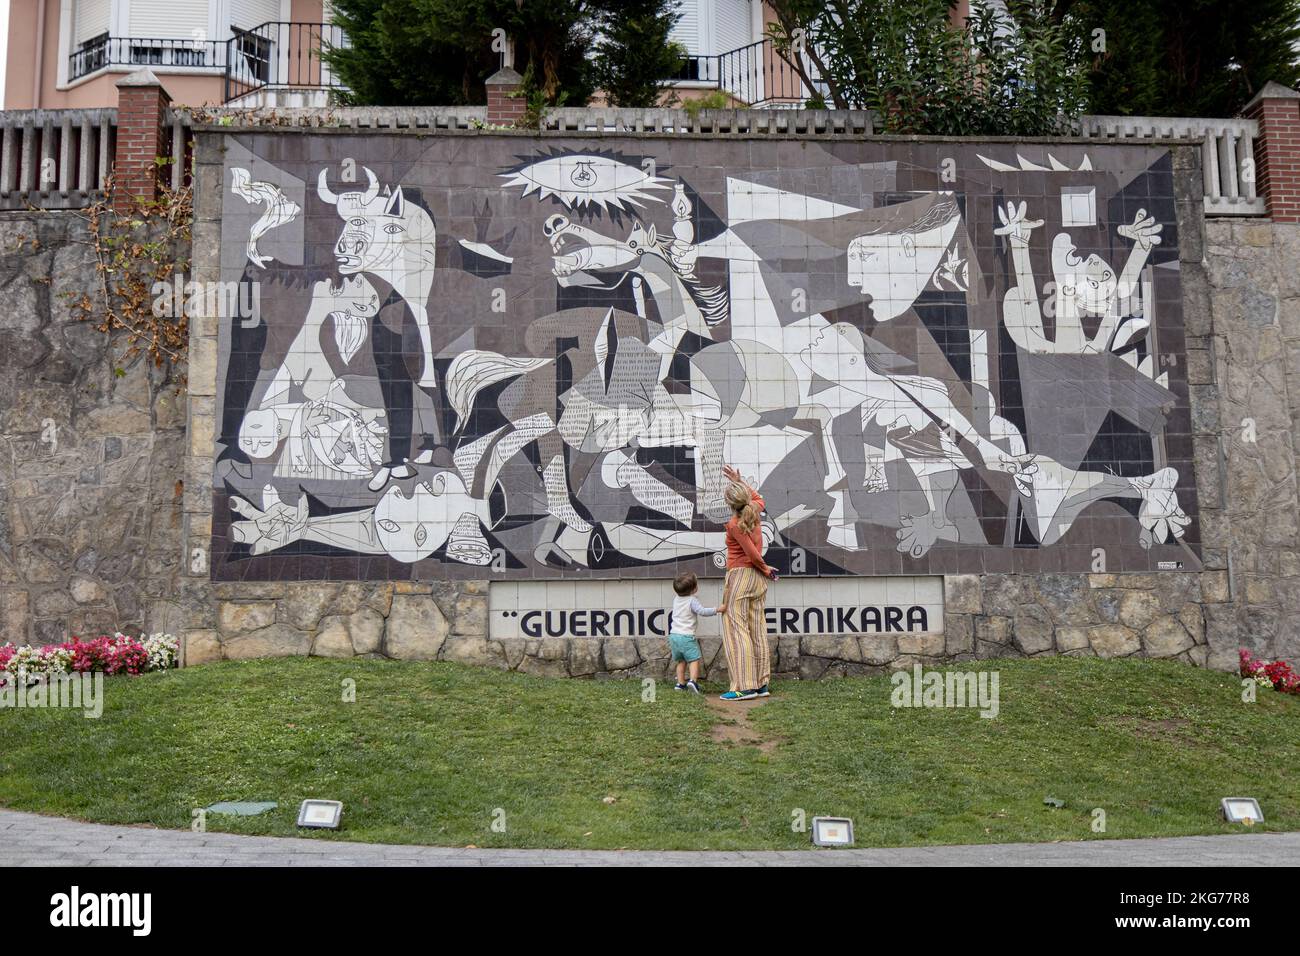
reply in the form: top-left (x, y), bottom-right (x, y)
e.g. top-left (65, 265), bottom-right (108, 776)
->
top-left (993, 200), bottom-right (1043, 246)
top-left (999, 201), bottom-right (1163, 356)
top-left (229, 471), bottom-right (498, 565)
top-left (1134, 467), bottom-right (1192, 548)
top-left (230, 485), bottom-right (310, 556)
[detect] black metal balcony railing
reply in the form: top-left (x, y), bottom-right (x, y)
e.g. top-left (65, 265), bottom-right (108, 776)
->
top-left (224, 22), bottom-right (347, 105)
top-left (66, 24), bottom-right (347, 105)
top-left (673, 38), bottom-right (829, 108)
top-left (69, 35), bottom-right (226, 81)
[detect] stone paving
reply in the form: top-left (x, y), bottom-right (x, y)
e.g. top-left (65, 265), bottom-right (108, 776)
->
top-left (3, 808), bottom-right (1296, 866)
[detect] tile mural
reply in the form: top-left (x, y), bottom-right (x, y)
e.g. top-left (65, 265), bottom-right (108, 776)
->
top-left (211, 135), bottom-right (1199, 581)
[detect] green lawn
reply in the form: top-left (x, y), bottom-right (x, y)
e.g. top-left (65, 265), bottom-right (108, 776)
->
top-left (1, 656), bottom-right (1295, 850)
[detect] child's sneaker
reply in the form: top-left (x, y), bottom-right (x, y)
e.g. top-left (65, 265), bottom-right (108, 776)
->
top-left (720, 690), bottom-right (757, 701)
top-left (673, 683), bottom-right (687, 691)
top-left (686, 680), bottom-right (703, 694)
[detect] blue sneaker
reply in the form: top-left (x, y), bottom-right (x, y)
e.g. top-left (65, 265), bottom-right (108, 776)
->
top-left (753, 685), bottom-right (770, 697)
top-left (720, 690), bottom-right (757, 701)
top-left (673, 683), bottom-right (687, 691)
top-left (686, 680), bottom-right (703, 694)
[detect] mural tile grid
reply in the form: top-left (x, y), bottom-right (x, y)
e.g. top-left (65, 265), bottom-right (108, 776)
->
top-left (211, 137), bottom-right (1199, 581)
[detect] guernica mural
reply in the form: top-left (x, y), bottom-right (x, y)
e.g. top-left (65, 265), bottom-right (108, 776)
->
top-left (211, 136), bottom-right (1199, 581)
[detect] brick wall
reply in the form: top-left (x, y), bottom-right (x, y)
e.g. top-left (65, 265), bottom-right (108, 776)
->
top-left (112, 70), bottom-right (171, 212)
top-left (485, 67), bottom-right (526, 127)
top-left (1244, 82), bottom-right (1300, 223)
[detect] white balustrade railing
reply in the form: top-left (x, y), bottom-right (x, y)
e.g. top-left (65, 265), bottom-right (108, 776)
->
top-left (0, 109), bottom-right (117, 209)
top-left (1076, 114), bottom-right (1264, 216)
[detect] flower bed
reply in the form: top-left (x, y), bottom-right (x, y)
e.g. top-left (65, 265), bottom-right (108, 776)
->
top-left (1239, 649), bottom-right (1300, 695)
top-left (0, 634), bottom-right (179, 687)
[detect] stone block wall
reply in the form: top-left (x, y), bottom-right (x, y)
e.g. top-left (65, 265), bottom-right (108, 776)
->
top-left (180, 569), bottom-right (1216, 681)
top-left (3, 132), bottom-right (1296, 680)
top-left (0, 211), bottom-right (189, 646)
top-left (1197, 218), bottom-right (1300, 664)
top-left (173, 133), bottom-right (1292, 678)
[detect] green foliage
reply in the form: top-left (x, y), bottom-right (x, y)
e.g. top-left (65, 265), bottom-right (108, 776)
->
top-left (512, 61), bottom-right (572, 129)
top-left (1069, 0), bottom-right (1300, 116)
top-left (325, 0), bottom-right (597, 107)
top-left (767, 0), bottom-right (1090, 135)
top-left (591, 0), bottom-right (686, 108)
top-left (681, 89), bottom-right (733, 119)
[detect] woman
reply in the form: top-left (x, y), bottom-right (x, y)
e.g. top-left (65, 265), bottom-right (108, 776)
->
top-left (718, 465), bottom-right (778, 702)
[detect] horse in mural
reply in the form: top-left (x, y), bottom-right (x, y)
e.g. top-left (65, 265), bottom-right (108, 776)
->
top-left (444, 188), bottom-right (1038, 563)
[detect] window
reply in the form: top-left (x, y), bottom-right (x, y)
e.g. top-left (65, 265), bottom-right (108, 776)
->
top-left (673, 56), bottom-right (704, 82)
top-left (232, 27), bottom-right (273, 84)
top-left (1061, 186), bottom-right (1098, 228)
top-left (72, 32), bottom-right (109, 78)
top-left (130, 44), bottom-right (164, 66)
top-left (171, 45), bottom-right (209, 67)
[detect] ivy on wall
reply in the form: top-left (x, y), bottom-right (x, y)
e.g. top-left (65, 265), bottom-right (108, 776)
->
top-left (64, 166), bottom-right (193, 383)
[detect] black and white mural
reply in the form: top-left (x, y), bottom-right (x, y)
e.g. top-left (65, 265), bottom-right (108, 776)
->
top-left (211, 136), bottom-right (1199, 581)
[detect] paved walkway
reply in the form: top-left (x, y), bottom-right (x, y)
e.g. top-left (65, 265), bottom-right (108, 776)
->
top-left (3, 808), bottom-right (1296, 866)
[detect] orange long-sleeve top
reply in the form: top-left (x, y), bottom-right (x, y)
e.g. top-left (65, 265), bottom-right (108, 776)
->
top-left (724, 490), bottom-right (772, 575)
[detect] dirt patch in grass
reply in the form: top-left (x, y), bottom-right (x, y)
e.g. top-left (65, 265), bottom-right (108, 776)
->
top-left (705, 696), bottom-right (781, 753)
top-left (1108, 716), bottom-right (1200, 746)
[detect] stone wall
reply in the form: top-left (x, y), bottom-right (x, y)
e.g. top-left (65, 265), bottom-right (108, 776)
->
top-left (4, 133), bottom-right (1296, 679)
top-left (0, 211), bottom-right (189, 647)
top-left (1198, 217), bottom-right (1300, 665)
top-left (176, 134), bottom-right (1290, 678)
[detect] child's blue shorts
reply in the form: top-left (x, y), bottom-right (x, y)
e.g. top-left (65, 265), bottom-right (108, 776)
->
top-left (668, 632), bottom-right (702, 663)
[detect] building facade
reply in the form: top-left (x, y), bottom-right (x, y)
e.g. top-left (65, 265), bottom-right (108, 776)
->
top-left (3, 0), bottom-right (335, 109)
top-left (3, 1), bottom-right (973, 112)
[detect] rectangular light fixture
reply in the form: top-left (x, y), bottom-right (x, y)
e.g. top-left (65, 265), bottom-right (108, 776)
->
top-left (297, 799), bottom-right (343, 829)
top-left (811, 817), bottom-right (854, 847)
top-left (1220, 797), bottom-right (1263, 825)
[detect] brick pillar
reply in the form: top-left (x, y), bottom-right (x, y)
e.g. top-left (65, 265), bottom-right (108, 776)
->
top-left (112, 68), bottom-right (171, 213)
top-left (1243, 81), bottom-right (1300, 223)
top-left (486, 67), bottom-right (526, 127)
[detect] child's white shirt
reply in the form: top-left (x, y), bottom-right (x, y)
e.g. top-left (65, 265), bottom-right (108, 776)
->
top-left (669, 595), bottom-right (716, 636)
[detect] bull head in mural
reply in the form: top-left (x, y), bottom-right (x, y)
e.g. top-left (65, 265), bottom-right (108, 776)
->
top-left (317, 167), bottom-right (439, 389)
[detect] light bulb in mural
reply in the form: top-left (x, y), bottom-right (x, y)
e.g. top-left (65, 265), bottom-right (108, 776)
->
top-left (500, 151), bottom-right (672, 212)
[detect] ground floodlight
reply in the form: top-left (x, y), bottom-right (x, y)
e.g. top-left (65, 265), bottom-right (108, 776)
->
top-left (811, 817), bottom-right (854, 847)
top-left (1220, 798), bottom-right (1263, 825)
top-left (297, 799), bottom-right (344, 829)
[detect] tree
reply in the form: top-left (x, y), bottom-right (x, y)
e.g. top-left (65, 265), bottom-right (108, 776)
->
top-left (765, 0), bottom-right (1090, 135)
top-left (1067, 0), bottom-right (1300, 116)
top-left (590, 0), bottom-right (686, 108)
top-left (325, 0), bottom-right (598, 107)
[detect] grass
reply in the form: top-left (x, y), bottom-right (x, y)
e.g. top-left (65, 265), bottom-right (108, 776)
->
top-left (0, 656), bottom-right (1296, 850)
